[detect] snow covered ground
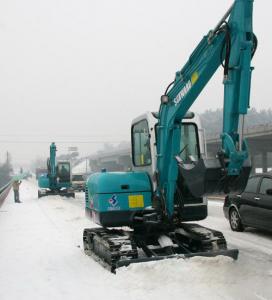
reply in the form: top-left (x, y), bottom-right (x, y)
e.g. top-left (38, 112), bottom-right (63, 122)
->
top-left (0, 180), bottom-right (272, 300)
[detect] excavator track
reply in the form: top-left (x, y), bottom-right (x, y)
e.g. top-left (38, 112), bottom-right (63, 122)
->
top-left (83, 224), bottom-right (238, 273)
top-left (175, 223), bottom-right (228, 253)
top-left (83, 228), bottom-right (138, 273)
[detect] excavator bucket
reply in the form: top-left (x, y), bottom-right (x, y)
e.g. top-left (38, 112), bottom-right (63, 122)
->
top-left (178, 157), bottom-right (251, 198)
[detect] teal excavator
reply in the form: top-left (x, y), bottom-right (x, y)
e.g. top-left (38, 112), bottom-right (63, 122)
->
top-left (38, 143), bottom-right (75, 198)
top-left (83, 0), bottom-right (257, 272)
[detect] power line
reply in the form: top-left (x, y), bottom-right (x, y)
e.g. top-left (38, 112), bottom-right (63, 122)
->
top-left (0, 140), bottom-right (127, 144)
top-left (0, 134), bottom-right (128, 138)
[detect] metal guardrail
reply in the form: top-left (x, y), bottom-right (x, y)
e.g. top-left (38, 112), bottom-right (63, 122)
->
top-left (0, 181), bottom-right (12, 194)
top-left (0, 180), bottom-right (12, 208)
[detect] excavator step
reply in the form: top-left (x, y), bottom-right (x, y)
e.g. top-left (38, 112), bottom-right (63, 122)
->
top-left (116, 249), bottom-right (239, 268)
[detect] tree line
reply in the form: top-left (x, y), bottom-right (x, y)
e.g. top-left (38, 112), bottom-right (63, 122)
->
top-left (200, 108), bottom-right (272, 135)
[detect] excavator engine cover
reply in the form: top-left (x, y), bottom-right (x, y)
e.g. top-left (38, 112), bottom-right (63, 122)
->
top-left (38, 174), bottom-right (50, 189)
top-left (85, 171), bottom-right (152, 227)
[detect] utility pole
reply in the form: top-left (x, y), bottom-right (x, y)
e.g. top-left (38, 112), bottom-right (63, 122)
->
top-left (6, 151), bottom-right (10, 165)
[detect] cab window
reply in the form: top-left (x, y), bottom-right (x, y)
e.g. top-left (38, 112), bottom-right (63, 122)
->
top-left (259, 177), bottom-right (272, 195)
top-left (132, 120), bottom-right (152, 166)
top-left (244, 176), bottom-right (260, 193)
top-left (179, 124), bottom-right (200, 163)
top-left (57, 163), bottom-right (70, 180)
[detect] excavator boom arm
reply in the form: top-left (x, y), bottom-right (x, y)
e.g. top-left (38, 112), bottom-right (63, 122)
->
top-left (156, 0), bottom-right (255, 217)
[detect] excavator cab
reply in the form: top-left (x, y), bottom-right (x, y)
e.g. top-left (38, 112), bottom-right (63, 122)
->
top-left (57, 161), bottom-right (72, 183)
top-left (131, 111), bottom-right (251, 220)
top-left (131, 111), bottom-right (207, 221)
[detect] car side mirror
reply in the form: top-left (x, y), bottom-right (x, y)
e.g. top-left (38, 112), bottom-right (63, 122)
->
top-left (266, 189), bottom-right (272, 196)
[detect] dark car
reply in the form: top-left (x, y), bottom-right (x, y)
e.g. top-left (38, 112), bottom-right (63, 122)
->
top-left (223, 173), bottom-right (272, 232)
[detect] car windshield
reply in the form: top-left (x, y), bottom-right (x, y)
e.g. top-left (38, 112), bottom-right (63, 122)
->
top-left (259, 177), bottom-right (272, 194)
top-left (72, 175), bottom-right (84, 181)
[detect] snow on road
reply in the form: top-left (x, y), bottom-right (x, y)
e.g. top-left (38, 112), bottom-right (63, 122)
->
top-left (0, 180), bottom-right (272, 300)
top-left (201, 202), bottom-right (272, 257)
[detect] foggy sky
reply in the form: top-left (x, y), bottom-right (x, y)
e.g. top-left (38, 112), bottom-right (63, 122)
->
top-left (0, 0), bottom-right (271, 166)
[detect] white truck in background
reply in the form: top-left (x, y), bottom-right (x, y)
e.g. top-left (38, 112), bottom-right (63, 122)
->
top-left (71, 173), bottom-right (85, 192)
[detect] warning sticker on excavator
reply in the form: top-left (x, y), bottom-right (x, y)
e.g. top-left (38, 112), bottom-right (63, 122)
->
top-left (128, 195), bottom-right (144, 208)
top-left (191, 71), bottom-right (199, 84)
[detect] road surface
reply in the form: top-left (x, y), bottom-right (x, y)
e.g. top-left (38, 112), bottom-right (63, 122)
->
top-left (0, 179), bottom-right (271, 300)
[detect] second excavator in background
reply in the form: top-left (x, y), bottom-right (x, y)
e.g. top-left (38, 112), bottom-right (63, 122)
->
top-left (38, 142), bottom-right (75, 198)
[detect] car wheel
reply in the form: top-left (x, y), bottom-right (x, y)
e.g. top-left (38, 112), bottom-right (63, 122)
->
top-left (229, 208), bottom-right (244, 232)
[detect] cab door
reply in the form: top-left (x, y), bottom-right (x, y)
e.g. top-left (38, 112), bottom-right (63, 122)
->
top-left (256, 177), bottom-right (272, 230)
top-left (131, 118), bottom-right (153, 178)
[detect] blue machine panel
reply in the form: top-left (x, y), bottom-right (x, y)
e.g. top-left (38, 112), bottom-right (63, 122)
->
top-left (85, 171), bottom-right (152, 227)
top-left (38, 174), bottom-right (50, 189)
